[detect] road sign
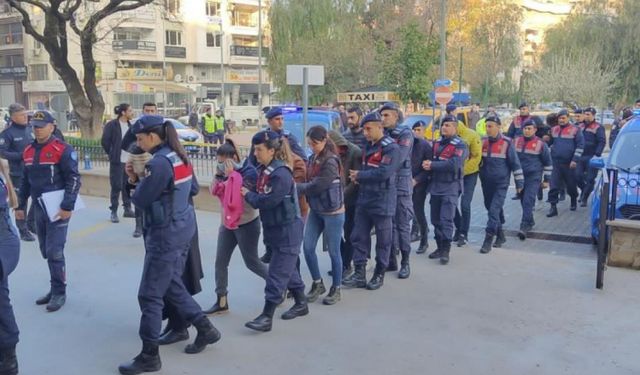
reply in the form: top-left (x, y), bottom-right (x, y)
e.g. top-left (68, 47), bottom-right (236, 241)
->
top-left (434, 86), bottom-right (453, 105)
top-left (434, 79), bottom-right (452, 88)
top-left (286, 65), bottom-right (325, 86)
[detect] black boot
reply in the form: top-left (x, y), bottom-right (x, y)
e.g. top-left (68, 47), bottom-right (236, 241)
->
top-left (245, 301), bottom-right (277, 332)
top-left (184, 316), bottom-right (221, 354)
top-left (123, 206), bottom-right (135, 218)
top-left (158, 328), bottom-right (189, 346)
top-left (260, 248), bottom-right (272, 264)
top-left (440, 242), bottom-right (451, 265)
top-left (341, 264), bottom-right (354, 281)
top-left (518, 223), bottom-right (531, 241)
top-left (0, 346), bottom-right (18, 375)
top-left (457, 233), bottom-right (468, 247)
top-left (118, 341), bottom-right (161, 375)
top-left (546, 204), bottom-right (558, 217)
top-left (322, 286), bottom-right (341, 305)
top-left (305, 280), bottom-right (326, 303)
top-left (416, 236), bottom-right (429, 254)
top-left (281, 288), bottom-right (309, 320)
top-left (453, 230), bottom-right (460, 242)
top-left (110, 210), bottom-right (119, 223)
top-left (428, 240), bottom-right (443, 259)
top-left (493, 229), bottom-right (506, 248)
top-left (35, 291), bottom-right (51, 305)
top-left (570, 196), bottom-right (577, 211)
top-left (133, 216), bottom-right (143, 238)
top-left (366, 263), bottom-right (385, 290)
top-left (203, 294), bottom-right (229, 315)
top-left (386, 251), bottom-right (398, 272)
top-left (410, 224), bottom-right (421, 242)
top-left (342, 264), bottom-right (366, 288)
top-left (398, 252), bottom-right (410, 279)
top-left (559, 190), bottom-right (566, 201)
top-left (46, 294), bottom-right (66, 312)
top-left (480, 233), bottom-right (494, 254)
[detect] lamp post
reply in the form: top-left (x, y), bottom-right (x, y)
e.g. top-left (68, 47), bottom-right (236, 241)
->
top-left (219, 19), bottom-right (225, 111)
top-left (258, 0), bottom-right (262, 122)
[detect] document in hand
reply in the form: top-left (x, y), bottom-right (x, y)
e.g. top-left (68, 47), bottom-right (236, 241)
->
top-left (38, 189), bottom-right (86, 222)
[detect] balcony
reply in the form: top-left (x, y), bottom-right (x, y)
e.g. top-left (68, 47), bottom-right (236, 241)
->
top-left (230, 45), bottom-right (268, 58)
top-left (112, 40), bottom-right (156, 52)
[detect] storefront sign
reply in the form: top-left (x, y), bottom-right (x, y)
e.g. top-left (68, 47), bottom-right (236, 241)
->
top-left (336, 91), bottom-right (399, 103)
top-left (22, 80), bottom-right (66, 92)
top-left (227, 69), bottom-right (260, 83)
top-left (116, 68), bottom-right (164, 80)
top-left (0, 66), bottom-right (27, 80)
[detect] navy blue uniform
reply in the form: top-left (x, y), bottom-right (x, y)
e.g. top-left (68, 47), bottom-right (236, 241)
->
top-left (411, 137), bottom-right (432, 245)
top-left (0, 177), bottom-right (20, 351)
top-left (19, 137), bottom-right (80, 295)
top-left (507, 115), bottom-right (532, 138)
top-left (342, 128), bottom-right (367, 151)
top-left (514, 136), bottom-right (552, 227)
top-left (429, 136), bottom-right (467, 246)
top-left (576, 121), bottom-right (605, 201)
top-left (480, 135), bottom-right (524, 235)
top-left (386, 125), bottom-right (414, 259)
top-left (131, 145), bottom-right (205, 343)
top-left (351, 136), bottom-right (399, 270)
top-left (247, 129), bottom-right (307, 166)
top-left (245, 160), bottom-right (305, 304)
top-left (548, 124), bottom-right (585, 204)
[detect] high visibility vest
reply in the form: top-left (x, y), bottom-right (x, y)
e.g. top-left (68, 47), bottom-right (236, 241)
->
top-left (203, 115), bottom-right (215, 133)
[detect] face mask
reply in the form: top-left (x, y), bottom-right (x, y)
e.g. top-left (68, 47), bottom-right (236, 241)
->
top-left (216, 161), bottom-right (226, 175)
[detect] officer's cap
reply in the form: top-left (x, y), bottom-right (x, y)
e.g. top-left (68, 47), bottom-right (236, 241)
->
top-left (441, 114), bottom-right (458, 125)
top-left (360, 111), bottom-right (382, 127)
top-left (584, 106), bottom-right (597, 115)
top-left (30, 110), bottom-right (55, 128)
top-left (485, 115), bottom-right (501, 125)
top-left (265, 107), bottom-right (283, 120)
top-left (131, 115), bottom-right (165, 135)
top-left (522, 118), bottom-right (537, 128)
top-left (446, 104), bottom-right (457, 114)
top-left (252, 130), bottom-right (281, 145)
top-left (412, 120), bottom-right (427, 129)
top-left (557, 109), bottom-right (570, 117)
top-left (574, 108), bottom-right (583, 114)
top-left (518, 102), bottom-right (528, 109)
top-left (379, 102), bottom-right (399, 113)
top-left (8, 103), bottom-right (25, 116)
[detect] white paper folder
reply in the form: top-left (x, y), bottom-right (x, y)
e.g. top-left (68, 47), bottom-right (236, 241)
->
top-left (38, 190), bottom-right (85, 222)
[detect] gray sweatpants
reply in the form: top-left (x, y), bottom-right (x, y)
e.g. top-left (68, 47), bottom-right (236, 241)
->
top-left (215, 218), bottom-right (268, 295)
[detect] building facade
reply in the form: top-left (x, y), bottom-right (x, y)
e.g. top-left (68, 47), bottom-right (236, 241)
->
top-left (0, 1), bottom-right (26, 109)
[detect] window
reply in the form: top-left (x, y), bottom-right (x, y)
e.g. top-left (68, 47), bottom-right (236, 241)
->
top-left (205, 0), bottom-right (220, 16)
top-left (206, 33), bottom-right (221, 47)
top-left (0, 23), bottom-right (22, 45)
top-left (165, 30), bottom-right (182, 46)
top-left (164, 0), bottom-right (180, 15)
top-left (29, 64), bottom-right (48, 80)
top-left (1, 54), bottom-right (23, 67)
top-left (114, 30), bottom-right (141, 41)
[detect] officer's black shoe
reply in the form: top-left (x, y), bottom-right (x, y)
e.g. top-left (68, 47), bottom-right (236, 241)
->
top-left (580, 198), bottom-right (588, 207)
top-left (133, 216), bottom-right (143, 238)
top-left (19, 228), bottom-right (35, 242)
top-left (35, 291), bottom-right (51, 305)
top-left (118, 342), bottom-right (161, 375)
top-left (559, 191), bottom-right (566, 201)
top-left (493, 229), bottom-right (506, 248)
top-left (123, 207), bottom-right (135, 218)
top-left (245, 301), bottom-right (277, 332)
top-left (342, 264), bottom-right (366, 288)
top-left (517, 230), bottom-right (527, 241)
top-left (341, 265), bottom-right (354, 281)
top-left (203, 293), bottom-right (229, 315)
top-left (281, 288), bottom-right (309, 320)
top-left (386, 253), bottom-right (398, 272)
top-left (416, 237), bottom-right (429, 254)
top-left (366, 270), bottom-right (384, 290)
top-left (260, 251), bottom-right (272, 264)
top-left (398, 252), bottom-right (410, 279)
top-left (457, 233), bottom-right (468, 247)
top-left (305, 280), bottom-right (326, 303)
top-left (158, 328), bottom-right (189, 346)
top-left (570, 197), bottom-right (577, 211)
top-left (184, 316), bottom-right (221, 354)
top-left (0, 346), bottom-right (18, 375)
top-left (322, 286), bottom-right (341, 305)
top-left (546, 204), bottom-right (558, 217)
top-left (428, 249), bottom-right (443, 259)
top-left (46, 294), bottom-right (66, 312)
top-left (511, 194), bottom-right (520, 200)
top-left (410, 225), bottom-right (421, 242)
top-left (439, 243), bottom-right (451, 265)
top-left (480, 234), bottom-right (494, 254)
top-left (110, 210), bottom-right (119, 223)
top-left (453, 231), bottom-right (460, 242)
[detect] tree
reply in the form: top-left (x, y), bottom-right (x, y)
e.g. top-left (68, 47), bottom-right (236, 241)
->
top-left (526, 51), bottom-right (619, 107)
top-left (9, 0), bottom-right (154, 139)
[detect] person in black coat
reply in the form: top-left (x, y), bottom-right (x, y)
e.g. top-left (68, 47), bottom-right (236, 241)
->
top-left (410, 120), bottom-right (432, 254)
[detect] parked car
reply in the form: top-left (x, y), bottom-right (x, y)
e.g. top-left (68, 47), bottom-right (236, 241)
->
top-left (590, 114), bottom-right (640, 242)
top-left (165, 118), bottom-right (204, 154)
top-left (281, 107), bottom-right (343, 155)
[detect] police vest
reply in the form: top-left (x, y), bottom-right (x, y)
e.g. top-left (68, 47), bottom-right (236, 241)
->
top-left (551, 125), bottom-right (579, 139)
top-left (433, 137), bottom-right (464, 181)
top-left (514, 136), bottom-right (543, 155)
top-left (257, 159), bottom-right (300, 227)
top-left (362, 137), bottom-right (394, 189)
top-left (513, 115), bottom-right (531, 129)
top-left (482, 137), bottom-right (510, 159)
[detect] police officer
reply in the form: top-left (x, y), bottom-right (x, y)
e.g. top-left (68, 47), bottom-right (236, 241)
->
top-left (609, 107), bottom-right (633, 148)
top-left (343, 107), bottom-right (368, 151)
top-left (15, 110), bottom-right (80, 312)
top-left (248, 107), bottom-right (307, 166)
top-left (576, 107), bottom-right (606, 206)
top-left (547, 109), bottom-right (585, 217)
top-left (342, 112), bottom-right (399, 290)
top-left (573, 108), bottom-right (584, 127)
top-left (119, 115), bottom-right (220, 374)
top-left (507, 102), bottom-right (531, 138)
top-left (410, 120), bottom-right (432, 254)
top-left (243, 130), bottom-right (307, 332)
top-left (423, 115), bottom-right (467, 264)
top-left (514, 119), bottom-right (552, 240)
top-left (0, 103), bottom-right (35, 241)
top-left (380, 102), bottom-right (413, 279)
top-left (478, 115), bottom-right (524, 253)
top-left (0, 162), bottom-right (19, 375)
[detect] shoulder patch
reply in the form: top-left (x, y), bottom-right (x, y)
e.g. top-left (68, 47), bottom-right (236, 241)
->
top-left (0, 138), bottom-right (4, 146)
top-left (70, 151), bottom-right (78, 161)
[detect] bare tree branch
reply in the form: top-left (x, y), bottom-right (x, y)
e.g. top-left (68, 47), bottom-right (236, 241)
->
top-left (7, 0), bottom-right (47, 44)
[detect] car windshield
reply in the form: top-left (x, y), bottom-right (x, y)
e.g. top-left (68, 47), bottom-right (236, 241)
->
top-left (610, 132), bottom-right (640, 171)
top-left (402, 115), bottom-right (433, 128)
top-left (169, 120), bottom-right (187, 129)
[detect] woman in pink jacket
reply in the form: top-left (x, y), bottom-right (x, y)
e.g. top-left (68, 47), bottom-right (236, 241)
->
top-left (204, 140), bottom-right (268, 315)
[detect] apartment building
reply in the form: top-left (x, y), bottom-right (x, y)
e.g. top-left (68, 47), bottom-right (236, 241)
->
top-left (0, 1), bottom-right (26, 108)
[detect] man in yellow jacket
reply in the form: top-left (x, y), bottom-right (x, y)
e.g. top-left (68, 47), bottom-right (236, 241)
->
top-left (453, 122), bottom-right (482, 246)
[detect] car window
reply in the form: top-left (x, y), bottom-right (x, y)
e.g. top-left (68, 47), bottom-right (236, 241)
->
top-left (169, 120), bottom-right (187, 129)
top-left (610, 132), bottom-right (640, 171)
top-left (402, 115), bottom-right (433, 128)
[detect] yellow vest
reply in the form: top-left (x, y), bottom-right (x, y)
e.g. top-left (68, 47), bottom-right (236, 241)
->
top-left (203, 115), bottom-right (215, 133)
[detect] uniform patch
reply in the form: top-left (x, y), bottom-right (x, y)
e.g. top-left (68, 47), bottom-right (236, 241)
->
top-left (381, 155), bottom-right (392, 164)
top-left (46, 152), bottom-right (53, 159)
top-left (70, 151), bottom-right (78, 161)
top-left (264, 184), bottom-right (272, 194)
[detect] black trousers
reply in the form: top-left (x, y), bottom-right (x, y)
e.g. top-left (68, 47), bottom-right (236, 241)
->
top-left (109, 162), bottom-right (131, 212)
top-left (549, 163), bottom-right (578, 204)
top-left (9, 175), bottom-right (34, 233)
top-left (412, 184), bottom-right (429, 238)
top-left (340, 204), bottom-right (356, 268)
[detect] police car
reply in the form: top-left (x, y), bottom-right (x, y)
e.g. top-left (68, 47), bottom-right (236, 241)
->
top-left (275, 106), bottom-right (344, 154)
top-left (590, 112), bottom-right (640, 242)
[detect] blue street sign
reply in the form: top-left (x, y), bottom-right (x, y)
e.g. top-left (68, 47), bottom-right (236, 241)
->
top-left (434, 79), bottom-right (453, 88)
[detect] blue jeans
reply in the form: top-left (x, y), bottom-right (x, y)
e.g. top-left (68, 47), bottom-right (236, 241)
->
top-left (454, 172), bottom-right (479, 236)
top-left (303, 210), bottom-right (345, 286)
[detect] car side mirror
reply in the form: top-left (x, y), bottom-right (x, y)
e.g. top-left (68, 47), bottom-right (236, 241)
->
top-left (590, 157), bottom-right (605, 169)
